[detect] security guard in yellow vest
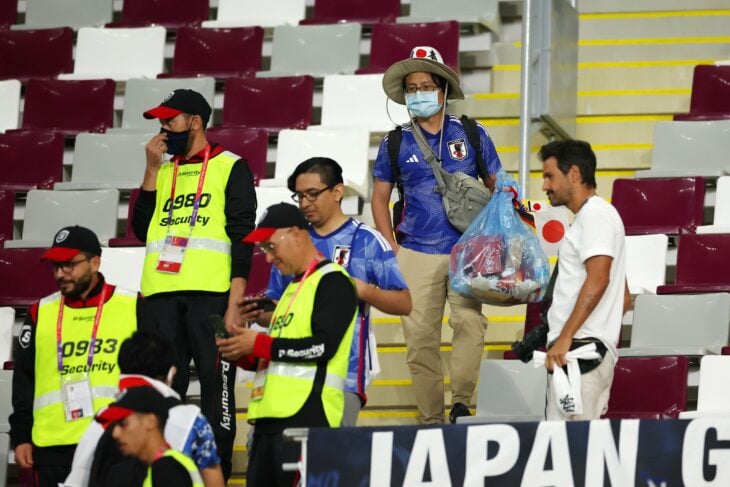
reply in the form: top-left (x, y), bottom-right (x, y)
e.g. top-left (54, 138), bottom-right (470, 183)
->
top-left (96, 386), bottom-right (203, 487)
top-left (10, 226), bottom-right (151, 487)
top-left (132, 89), bottom-right (257, 480)
top-left (217, 203), bottom-right (357, 487)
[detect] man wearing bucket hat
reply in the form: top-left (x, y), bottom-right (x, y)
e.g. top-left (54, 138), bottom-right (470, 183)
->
top-left (132, 88), bottom-right (257, 479)
top-left (371, 46), bottom-right (503, 424)
top-left (10, 226), bottom-right (152, 487)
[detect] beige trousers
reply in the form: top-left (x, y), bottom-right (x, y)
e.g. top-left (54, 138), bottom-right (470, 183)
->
top-left (545, 352), bottom-right (616, 421)
top-left (397, 247), bottom-right (487, 424)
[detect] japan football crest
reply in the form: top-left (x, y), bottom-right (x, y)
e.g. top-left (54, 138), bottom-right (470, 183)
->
top-left (332, 245), bottom-right (351, 267)
top-left (448, 138), bottom-right (468, 161)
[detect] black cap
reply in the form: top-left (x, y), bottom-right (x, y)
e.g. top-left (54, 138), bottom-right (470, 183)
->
top-left (243, 203), bottom-right (309, 243)
top-left (95, 386), bottom-right (173, 426)
top-left (143, 89), bottom-right (212, 126)
top-left (41, 225), bottom-right (102, 262)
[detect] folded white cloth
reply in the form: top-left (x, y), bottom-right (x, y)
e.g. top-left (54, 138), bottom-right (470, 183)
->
top-left (533, 343), bottom-right (602, 418)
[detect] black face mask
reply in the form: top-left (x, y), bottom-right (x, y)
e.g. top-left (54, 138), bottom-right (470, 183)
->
top-left (160, 127), bottom-right (191, 156)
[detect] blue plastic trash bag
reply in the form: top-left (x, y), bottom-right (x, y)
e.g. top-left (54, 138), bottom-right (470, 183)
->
top-left (449, 170), bottom-right (550, 306)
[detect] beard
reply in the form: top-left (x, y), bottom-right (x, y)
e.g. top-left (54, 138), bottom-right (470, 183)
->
top-left (59, 272), bottom-right (93, 299)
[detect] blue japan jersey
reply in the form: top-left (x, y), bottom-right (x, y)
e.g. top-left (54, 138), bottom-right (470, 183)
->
top-left (373, 115), bottom-right (502, 254)
top-left (266, 218), bottom-right (408, 398)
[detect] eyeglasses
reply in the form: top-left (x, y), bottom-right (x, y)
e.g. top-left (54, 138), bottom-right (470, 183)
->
top-left (291, 185), bottom-right (334, 204)
top-left (257, 231), bottom-right (290, 254)
top-left (404, 84), bottom-right (441, 94)
top-left (51, 257), bottom-right (89, 273)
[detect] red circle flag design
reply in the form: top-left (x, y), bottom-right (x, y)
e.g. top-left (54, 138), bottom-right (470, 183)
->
top-left (542, 220), bottom-right (565, 244)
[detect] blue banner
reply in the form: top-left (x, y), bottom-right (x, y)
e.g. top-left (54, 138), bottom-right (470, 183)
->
top-left (306, 418), bottom-right (730, 486)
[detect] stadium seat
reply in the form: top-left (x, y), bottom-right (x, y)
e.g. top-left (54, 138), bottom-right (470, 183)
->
top-left (625, 234), bottom-right (668, 295)
top-left (674, 65), bottom-right (730, 121)
top-left (58, 27), bottom-right (166, 81)
top-left (114, 77), bottom-right (216, 133)
top-left (54, 133), bottom-right (149, 190)
top-left (246, 248), bottom-right (273, 298)
top-left (222, 76), bottom-right (314, 132)
top-left (0, 248), bottom-right (57, 307)
top-left (267, 128), bottom-right (371, 198)
top-left (318, 74), bottom-right (410, 131)
top-left (255, 187), bottom-right (295, 221)
top-left (680, 355), bottom-right (730, 418)
top-left (22, 79), bottom-right (116, 136)
top-left (604, 356), bottom-right (689, 419)
top-left (635, 120), bottom-right (730, 178)
top-left (300, 0), bottom-right (399, 25)
top-left (0, 28), bottom-right (73, 82)
top-left (399, 0), bottom-right (500, 35)
top-left (257, 23), bottom-right (362, 78)
top-left (4, 189), bottom-right (119, 248)
top-left (357, 21), bottom-right (459, 74)
top-left (108, 189), bottom-right (144, 247)
top-left (457, 359), bottom-right (547, 423)
top-left (0, 0), bottom-right (16, 28)
top-left (20, 0), bottom-right (113, 29)
top-left (206, 127), bottom-right (268, 185)
top-left (0, 79), bottom-right (20, 132)
top-left (611, 177), bottom-right (705, 235)
top-left (98, 247), bottom-right (145, 292)
top-left (202, 0), bottom-right (305, 28)
top-left (0, 307), bottom-right (13, 364)
top-left (0, 190), bottom-right (13, 244)
top-left (697, 176), bottom-right (730, 234)
top-left (162, 26), bottom-right (263, 79)
top-left (0, 130), bottom-right (64, 191)
top-left (619, 293), bottom-right (730, 357)
top-left (657, 233), bottom-right (730, 294)
top-left (109, 0), bottom-right (209, 29)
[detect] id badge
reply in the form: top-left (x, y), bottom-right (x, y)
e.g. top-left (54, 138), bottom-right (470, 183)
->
top-left (251, 359), bottom-right (269, 401)
top-left (156, 235), bottom-right (189, 274)
top-left (61, 376), bottom-right (94, 421)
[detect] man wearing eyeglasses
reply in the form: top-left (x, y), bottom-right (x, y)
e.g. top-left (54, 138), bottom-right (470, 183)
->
top-left (371, 46), bottom-right (503, 424)
top-left (10, 226), bottom-right (154, 487)
top-left (216, 203), bottom-right (357, 487)
top-left (245, 157), bottom-right (411, 426)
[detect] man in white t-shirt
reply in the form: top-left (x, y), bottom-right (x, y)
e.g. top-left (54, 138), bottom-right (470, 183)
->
top-left (539, 140), bottom-right (630, 420)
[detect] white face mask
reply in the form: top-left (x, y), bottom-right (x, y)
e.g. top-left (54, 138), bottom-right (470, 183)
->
top-left (405, 91), bottom-right (443, 118)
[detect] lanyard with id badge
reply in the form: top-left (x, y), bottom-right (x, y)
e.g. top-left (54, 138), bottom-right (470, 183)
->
top-left (57, 285), bottom-right (108, 421)
top-left (156, 144), bottom-right (211, 274)
top-left (251, 258), bottom-right (322, 402)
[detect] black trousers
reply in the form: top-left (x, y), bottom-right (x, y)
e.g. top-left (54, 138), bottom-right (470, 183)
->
top-left (146, 292), bottom-right (237, 480)
top-left (34, 464), bottom-right (71, 487)
top-left (247, 432), bottom-right (300, 487)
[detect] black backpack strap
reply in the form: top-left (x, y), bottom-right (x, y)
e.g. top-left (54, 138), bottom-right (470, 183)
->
top-left (387, 126), bottom-right (404, 200)
top-left (460, 114), bottom-right (488, 181)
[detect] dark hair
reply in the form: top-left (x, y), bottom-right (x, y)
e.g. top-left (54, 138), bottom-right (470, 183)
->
top-left (117, 331), bottom-right (175, 381)
top-left (402, 73), bottom-right (447, 92)
top-left (538, 140), bottom-right (597, 189)
top-left (287, 157), bottom-right (344, 192)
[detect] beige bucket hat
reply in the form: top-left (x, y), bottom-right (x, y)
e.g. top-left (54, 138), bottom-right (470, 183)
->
top-left (382, 46), bottom-right (464, 105)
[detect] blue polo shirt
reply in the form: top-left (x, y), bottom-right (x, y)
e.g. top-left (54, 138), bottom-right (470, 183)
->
top-left (373, 115), bottom-right (502, 254)
top-left (266, 218), bottom-right (408, 400)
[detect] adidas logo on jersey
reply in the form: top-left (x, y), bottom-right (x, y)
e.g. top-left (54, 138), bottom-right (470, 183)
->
top-left (406, 154), bottom-right (420, 163)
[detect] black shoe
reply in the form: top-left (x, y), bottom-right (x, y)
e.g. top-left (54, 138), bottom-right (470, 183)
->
top-left (449, 402), bottom-right (471, 423)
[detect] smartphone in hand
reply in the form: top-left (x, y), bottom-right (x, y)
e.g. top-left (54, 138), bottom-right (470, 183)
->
top-left (242, 297), bottom-right (276, 312)
top-left (209, 314), bottom-right (229, 338)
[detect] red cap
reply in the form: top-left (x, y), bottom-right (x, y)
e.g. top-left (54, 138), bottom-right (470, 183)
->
top-left (243, 203), bottom-right (309, 244)
top-left (41, 226), bottom-right (102, 262)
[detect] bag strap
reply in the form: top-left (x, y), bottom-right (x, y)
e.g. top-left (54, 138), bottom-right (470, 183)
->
top-left (460, 115), bottom-right (488, 182)
top-left (387, 126), bottom-right (404, 202)
top-left (410, 121), bottom-right (449, 194)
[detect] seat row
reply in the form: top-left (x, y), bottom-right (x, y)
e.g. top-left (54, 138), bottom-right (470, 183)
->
top-left (1, 0), bottom-right (499, 33)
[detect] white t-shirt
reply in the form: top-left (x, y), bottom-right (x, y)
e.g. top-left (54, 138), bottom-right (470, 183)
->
top-left (547, 195), bottom-right (626, 360)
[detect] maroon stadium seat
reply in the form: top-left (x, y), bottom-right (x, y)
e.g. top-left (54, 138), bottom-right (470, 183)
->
top-left (108, 189), bottom-right (144, 247)
top-left (657, 233), bottom-right (730, 294)
top-left (0, 190), bottom-right (14, 244)
top-left (206, 127), bottom-right (268, 185)
top-left (603, 356), bottom-right (688, 419)
top-left (0, 28), bottom-right (74, 82)
top-left (674, 65), bottom-right (730, 121)
top-left (0, 0), bottom-right (16, 29)
top-left (0, 248), bottom-right (57, 307)
top-left (245, 248), bottom-right (272, 298)
top-left (300, 0), bottom-right (399, 25)
top-left (611, 177), bottom-right (705, 235)
top-left (222, 76), bottom-right (314, 132)
top-left (356, 21), bottom-right (459, 74)
top-left (503, 302), bottom-right (544, 360)
top-left (161, 26), bottom-right (263, 79)
top-left (108, 0), bottom-right (209, 28)
top-left (22, 79), bottom-right (116, 136)
top-left (0, 131), bottom-right (64, 191)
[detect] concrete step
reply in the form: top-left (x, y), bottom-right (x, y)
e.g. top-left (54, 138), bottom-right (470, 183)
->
top-left (579, 0), bottom-right (730, 13)
top-left (578, 10), bottom-right (730, 40)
